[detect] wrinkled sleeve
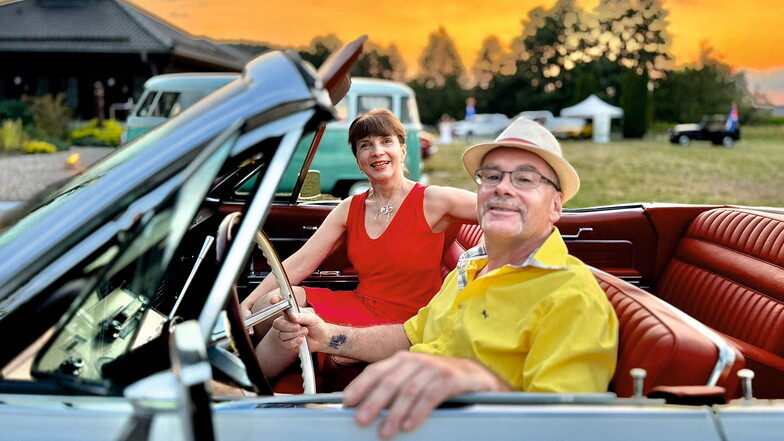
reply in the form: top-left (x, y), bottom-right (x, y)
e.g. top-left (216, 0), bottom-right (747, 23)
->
top-left (522, 288), bottom-right (619, 393)
top-left (403, 299), bottom-right (431, 346)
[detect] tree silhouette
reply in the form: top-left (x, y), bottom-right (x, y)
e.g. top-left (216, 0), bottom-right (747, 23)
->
top-left (592, 0), bottom-right (672, 78)
top-left (471, 36), bottom-right (509, 90)
top-left (417, 27), bottom-right (466, 88)
top-left (620, 67), bottom-right (650, 137)
top-left (298, 34), bottom-right (343, 69)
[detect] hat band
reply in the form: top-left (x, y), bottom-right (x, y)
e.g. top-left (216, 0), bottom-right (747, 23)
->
top-left (495, 138), bottom-right (540, 148)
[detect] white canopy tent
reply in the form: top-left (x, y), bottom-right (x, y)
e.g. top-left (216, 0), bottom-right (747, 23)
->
top-left (560, 95), bottom-right (623, 143)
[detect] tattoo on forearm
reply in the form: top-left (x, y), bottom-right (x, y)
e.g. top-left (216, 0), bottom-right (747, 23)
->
top-left (328, 334), bottom-right (347, 349)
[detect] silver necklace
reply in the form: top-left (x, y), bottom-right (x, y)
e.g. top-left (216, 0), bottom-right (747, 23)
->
top-left (372, 185), bottom-right (405, 222)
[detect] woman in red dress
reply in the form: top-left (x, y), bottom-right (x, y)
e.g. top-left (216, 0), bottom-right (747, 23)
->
top-left (242, 109), bottom-right (477, 378)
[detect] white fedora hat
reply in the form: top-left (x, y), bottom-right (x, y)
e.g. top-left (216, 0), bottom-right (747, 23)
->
top-left (461, 117), bottom-right (580, 202)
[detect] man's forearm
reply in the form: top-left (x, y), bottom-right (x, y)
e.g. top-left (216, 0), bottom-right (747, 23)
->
top-left (319, 323), bottom-right (410, 363)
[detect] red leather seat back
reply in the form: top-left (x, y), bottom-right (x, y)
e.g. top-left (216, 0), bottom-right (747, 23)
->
top-left (654, 208), bottom-right (784, 398)
top-left (440, 222), bottom-right (482, 279)
top-left (594, 269), bottom-right (743, 400)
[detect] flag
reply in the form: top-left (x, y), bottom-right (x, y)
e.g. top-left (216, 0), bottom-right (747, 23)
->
top-left (726, 103), bottom-right (739, 132)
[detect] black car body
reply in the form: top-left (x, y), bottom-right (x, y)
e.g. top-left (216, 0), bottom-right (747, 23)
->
top-left (668, 114), bottom-right (740, 147)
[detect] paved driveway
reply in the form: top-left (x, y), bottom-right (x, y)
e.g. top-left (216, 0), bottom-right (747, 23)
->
top-left (0, 147), bottom-right (112, 202)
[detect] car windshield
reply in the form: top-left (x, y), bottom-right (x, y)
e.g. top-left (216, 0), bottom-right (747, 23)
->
top-left (24, 131), bottom-right (239, 389)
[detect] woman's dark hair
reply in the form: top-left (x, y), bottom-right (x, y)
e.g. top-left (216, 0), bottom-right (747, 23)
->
top-left (347, 109), bottom-right (406, 157)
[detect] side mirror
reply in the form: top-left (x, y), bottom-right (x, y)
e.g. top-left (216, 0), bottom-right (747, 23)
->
top-left (299, 170), bottom-right (322, 200)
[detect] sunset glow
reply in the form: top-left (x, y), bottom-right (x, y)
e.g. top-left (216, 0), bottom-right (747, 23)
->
top-left (127, 0), bottom-right (784, 104)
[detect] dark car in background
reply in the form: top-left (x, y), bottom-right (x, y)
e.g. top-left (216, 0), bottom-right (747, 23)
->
top-left (668, 113), bottom-right (740, 147)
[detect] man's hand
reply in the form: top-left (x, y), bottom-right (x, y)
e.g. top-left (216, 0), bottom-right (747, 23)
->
top-left (342, 351), bottom-right (511, 440)
top-left (271, 307), bottom-right (328, 353)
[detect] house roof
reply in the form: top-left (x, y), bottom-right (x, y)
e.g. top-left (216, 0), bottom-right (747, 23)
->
top-left (0, 0), bottom-right (250, 70)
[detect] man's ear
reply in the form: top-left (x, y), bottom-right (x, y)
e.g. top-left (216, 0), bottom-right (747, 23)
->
top-left (549, 191), bottom-right (564, 223)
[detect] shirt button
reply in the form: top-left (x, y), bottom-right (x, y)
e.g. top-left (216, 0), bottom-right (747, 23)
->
top-left (457, 303), bottom-right (463, 309)
top-left (432, 343), bottom-right (440, 349)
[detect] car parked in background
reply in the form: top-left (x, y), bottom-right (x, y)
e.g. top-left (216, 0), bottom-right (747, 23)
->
top-left (310, 77), bottom-right (424, 197)
top-left (515, 110), bottom-right (592, 139)
top-left (123, 73), bottom-right (425, 198)
top-left (419, 130), bottom-right (437, 159)
top-left (668, 113), bottom-right (740, 147)
top-left (122, 73), bottom-right (239, 143)
top-left (453, 113), bottom-right (510, 141)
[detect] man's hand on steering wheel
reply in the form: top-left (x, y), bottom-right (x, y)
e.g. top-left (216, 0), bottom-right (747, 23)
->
top-left (272, 305), bottom-right (328, 354)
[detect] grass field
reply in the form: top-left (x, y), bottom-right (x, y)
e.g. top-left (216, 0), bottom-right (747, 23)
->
top-left (424, 125), bottom-right (784, 209)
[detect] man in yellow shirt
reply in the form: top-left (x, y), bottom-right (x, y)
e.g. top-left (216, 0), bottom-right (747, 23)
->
top-left (272, 117), bottom-right (619, 439)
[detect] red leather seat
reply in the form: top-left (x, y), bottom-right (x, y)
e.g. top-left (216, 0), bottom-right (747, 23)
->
top-left (593, 268), bottom-right (744, 400)
top-left (654, 208), bottom-right (784, 398)
top-left (440, 223), bottom-right (482, 279)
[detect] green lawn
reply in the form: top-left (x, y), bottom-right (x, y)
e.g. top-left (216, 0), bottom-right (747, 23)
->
top-left (424, 125), bottom-right (784, 209)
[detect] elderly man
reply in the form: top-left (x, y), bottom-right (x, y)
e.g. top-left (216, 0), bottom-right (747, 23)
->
top-left (272, 117), bottom-right (619, 439)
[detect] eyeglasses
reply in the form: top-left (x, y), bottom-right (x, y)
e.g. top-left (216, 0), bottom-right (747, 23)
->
top-left (474, 168), bottom-right (561, 191)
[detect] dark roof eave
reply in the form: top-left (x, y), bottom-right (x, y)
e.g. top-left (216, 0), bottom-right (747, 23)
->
top-left (172, 47), bottom-right (246, 70)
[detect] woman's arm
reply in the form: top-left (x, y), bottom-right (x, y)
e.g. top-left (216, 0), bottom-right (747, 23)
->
top-left (423, 185), bottom-right (478, 233)
top-left (240, 197), bottom-right (352, 313)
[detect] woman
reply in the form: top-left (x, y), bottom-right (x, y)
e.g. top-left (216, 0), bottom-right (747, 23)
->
top-left (242, 109), bottom-right (476, 377)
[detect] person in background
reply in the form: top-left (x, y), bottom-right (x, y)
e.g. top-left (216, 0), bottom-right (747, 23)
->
top-left (272, 117), bottom-right (619, 439)
top-left (438, 113), bottom-right (454, 145)
top-left (242, 108), bottom-right (477, 378)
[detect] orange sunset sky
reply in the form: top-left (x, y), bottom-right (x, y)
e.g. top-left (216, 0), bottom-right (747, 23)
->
top-left (127, 0), bottom-right (784, 105)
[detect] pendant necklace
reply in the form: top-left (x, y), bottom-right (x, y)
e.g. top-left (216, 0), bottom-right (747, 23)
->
top-left (372, 184), bottom-right (405, 222)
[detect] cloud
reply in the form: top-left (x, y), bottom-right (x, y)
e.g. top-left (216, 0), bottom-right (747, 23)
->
top-left (743, 68), bottom-right (784, 106)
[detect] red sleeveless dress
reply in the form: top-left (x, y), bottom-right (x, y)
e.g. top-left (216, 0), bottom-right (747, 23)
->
top-left (304, 183), bottom-right (445, 326)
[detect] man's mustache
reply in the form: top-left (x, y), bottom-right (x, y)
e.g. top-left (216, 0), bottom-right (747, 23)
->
top-left (481, 197), bottom-right (526, 216)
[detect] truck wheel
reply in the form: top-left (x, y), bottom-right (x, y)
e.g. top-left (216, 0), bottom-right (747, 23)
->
top-left (722, 136), bottom-right (735, 148)
top-left (678, 135), bottom-right (691, 147)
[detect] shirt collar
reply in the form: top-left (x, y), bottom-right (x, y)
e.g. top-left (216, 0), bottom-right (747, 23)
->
top-left (456, 227), bottom-right (569, 291)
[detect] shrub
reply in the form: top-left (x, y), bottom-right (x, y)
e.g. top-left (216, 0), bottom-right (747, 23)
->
top-left (0, 99), bottom-right (31, 125)
top-left (22, 140), bottom-right (58, 154)
top-left (69, 118), bottom-right (123, 147)
top-left (1, 118), bottom-right (25, 152)
top-left (23, 93), bottom-right (72, 140)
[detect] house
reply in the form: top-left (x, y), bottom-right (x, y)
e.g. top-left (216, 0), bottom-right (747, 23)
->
top-left (0, 0), bottom-right (253, 119)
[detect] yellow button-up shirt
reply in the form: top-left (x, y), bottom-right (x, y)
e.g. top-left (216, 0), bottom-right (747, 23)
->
top-left (403, 228), bottom-right (618, 393)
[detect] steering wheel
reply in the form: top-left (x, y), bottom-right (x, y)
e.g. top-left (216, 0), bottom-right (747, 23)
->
top-left (212, 212), bottom-right (316, 394)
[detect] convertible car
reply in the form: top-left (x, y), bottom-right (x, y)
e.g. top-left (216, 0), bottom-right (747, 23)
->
top-left (0, 36), bottom-right (782, 441)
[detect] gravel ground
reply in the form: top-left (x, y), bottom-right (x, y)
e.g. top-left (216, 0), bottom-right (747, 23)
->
top-left (0, 147), bottom-right (113, 201)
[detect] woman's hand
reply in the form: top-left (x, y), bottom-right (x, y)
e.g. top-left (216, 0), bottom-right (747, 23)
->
top-left (239, 302), bottom-right (254, 334)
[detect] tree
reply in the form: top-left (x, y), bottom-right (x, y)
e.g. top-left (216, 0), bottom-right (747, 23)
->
top-left (503, 0), bottom-right (586, 113)
top-left (620, 67), bottom-right (649, 138)
top-left (352, 42), bottom-right (406, 81)
top-left (416, 27), bottom-right (466, 88)
top-left (572, 69), bottom-right (600, 104)
top-left (298, 34), bottom-right (343, 69)
top-left (592, 0), bottom-right (672, 78)
top-left (471, 36), bottom-right (510, 90)
top-left (411, 27), bottom-right (467, 125)
top-left (653, 42), bottom-right (752, 123)
top-left (385, 44), bottom-right (408, 82)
